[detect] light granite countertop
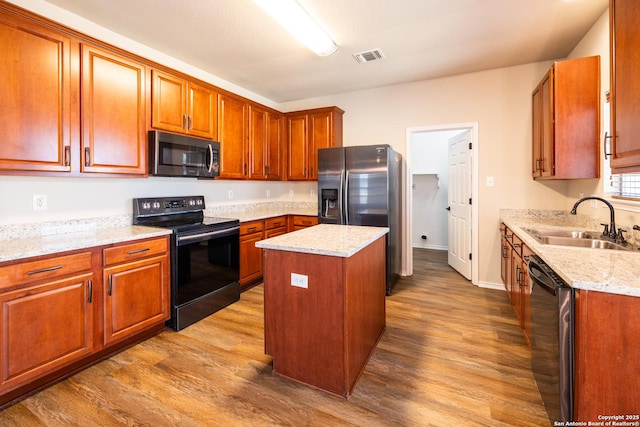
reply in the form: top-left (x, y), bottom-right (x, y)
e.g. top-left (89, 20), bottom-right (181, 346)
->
top-left (0, 225), bottom-right (171, 263)
top-left (0, 201), bottom-right (317, 264)
top-left (500, 209), bottom-right (640, 298)
top-left (256, 224), bottom-right (388, 257)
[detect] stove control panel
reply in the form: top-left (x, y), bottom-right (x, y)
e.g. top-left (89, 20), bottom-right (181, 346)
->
top-left (133, 196), bottom-right (205, 217)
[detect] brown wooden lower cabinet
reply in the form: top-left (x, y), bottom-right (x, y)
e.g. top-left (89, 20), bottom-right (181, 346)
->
top-left (574, 289), bottom-right (640, 420)
top-left (263, 235), bottom-right (385, 397)
top-left (239, 215), bottom-right (318, 290)
top-left (0, 236), bottom-right (170, 407)
top-left (500, 223), bottom-right (640, 419)
top-left (239, 220), bottom-right (265, 290)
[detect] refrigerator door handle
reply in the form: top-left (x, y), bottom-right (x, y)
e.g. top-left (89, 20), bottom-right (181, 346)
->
top-left (344, 170), bottom-right (349, 224)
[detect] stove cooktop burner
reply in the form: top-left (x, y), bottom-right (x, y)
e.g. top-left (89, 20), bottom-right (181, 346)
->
top-left (132, 196), bottom-right (238, 232)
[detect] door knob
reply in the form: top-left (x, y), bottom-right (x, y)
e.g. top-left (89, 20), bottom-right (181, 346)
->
top-left (446, 206), bottom-right (451, 211)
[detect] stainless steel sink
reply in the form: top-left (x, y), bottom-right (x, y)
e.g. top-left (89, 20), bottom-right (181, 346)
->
top-left (522, 227), bottom-right (631, 251)
top-left (522, 227), bottom-right (599, 239)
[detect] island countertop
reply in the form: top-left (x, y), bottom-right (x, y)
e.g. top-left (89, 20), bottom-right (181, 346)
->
top-left (256, 224), bottom-right (389, 257)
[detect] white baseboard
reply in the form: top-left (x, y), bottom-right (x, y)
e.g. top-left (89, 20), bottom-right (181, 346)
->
top-left (412, 243), bottom-right (448, 251)
top-left (476, 281), bottom-right (505, 291)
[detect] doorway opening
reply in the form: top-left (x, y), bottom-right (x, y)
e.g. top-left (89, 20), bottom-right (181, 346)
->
top-left (404, 122), bottom-right (479, 285)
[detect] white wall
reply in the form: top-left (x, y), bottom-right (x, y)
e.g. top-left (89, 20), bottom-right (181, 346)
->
top-left (411, 131), bottom-right (454, 250)
top-left (280, 62), bottom-right (571, 287)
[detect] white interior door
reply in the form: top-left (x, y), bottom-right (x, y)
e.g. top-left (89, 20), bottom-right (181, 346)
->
top-left (447, 130), bottom-right (472, 279)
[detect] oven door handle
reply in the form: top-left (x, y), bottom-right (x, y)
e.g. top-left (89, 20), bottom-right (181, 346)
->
top-left (176, 226), bottom-right (240, 244)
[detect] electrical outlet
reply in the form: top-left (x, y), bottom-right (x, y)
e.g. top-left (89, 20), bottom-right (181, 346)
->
top-left (228, 190), bottom-right (234, 199)
top-left (33, 194), bottom-right (47, 211)
top-left (266, 189), bottom-right (271, 198)
top-left (289, 190), bottom-right (294, 197)
top-left (310, 189), bottom-right (316, 197)
top-left (291, 273), bottom-right (308, 289)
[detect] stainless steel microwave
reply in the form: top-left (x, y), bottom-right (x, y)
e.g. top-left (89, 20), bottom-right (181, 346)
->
top-left (149, 131), bottom-right (220, 178)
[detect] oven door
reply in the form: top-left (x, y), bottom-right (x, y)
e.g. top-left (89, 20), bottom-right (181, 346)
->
top-left (171, 225), bottom-right (240, 330)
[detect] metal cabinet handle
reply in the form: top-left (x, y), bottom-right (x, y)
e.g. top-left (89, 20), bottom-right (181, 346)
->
top-left (88, 280), bottom-right (93, 303)
top-left (27, 265), bottom-right (62, 275)
top-left (127, 248), bottom-right (150, 255)
top-left (108, 275), bottom-right (113, 296)
top-left (64, 146), bottom-right (71, 166)
top-left (604, 132), bottom-right (612, 160)
top-left (188, 115), bottom-right (193, 130)
top-left (183, 114), bottom-right (188, 130)
top-left (84, 147), bottom-right (91, 167)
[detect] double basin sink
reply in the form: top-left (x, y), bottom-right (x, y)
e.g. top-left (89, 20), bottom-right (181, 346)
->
top-left (522, 227), bottom-right (632, 251)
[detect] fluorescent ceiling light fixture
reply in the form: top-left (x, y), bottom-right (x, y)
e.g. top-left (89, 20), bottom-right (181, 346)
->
top-left (254, 0), bottom-right (337, 56)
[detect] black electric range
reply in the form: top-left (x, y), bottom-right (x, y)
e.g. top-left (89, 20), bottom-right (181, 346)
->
top-left (133, 196), bottom-right (240, 331)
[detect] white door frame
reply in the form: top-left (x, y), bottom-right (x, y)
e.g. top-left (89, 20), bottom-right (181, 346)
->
top-left (404, 122), bottom-right (479, 285)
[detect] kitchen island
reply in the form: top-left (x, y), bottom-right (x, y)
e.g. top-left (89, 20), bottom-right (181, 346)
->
top-left (256, 224), bottom-right (388, 398)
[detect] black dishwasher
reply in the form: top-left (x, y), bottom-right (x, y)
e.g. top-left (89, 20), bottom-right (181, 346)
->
top-left (528, 255), bottom-right (574, 424)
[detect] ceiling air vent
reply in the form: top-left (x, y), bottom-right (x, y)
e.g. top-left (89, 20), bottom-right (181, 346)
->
top-left (353, 49), bottom-right (385, 64)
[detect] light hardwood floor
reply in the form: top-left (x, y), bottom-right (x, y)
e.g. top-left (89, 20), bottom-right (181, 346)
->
top-left (0, 249), bottom-right (550, 426)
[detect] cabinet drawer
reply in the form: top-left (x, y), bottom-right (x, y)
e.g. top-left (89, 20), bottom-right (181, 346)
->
top-left (292, 215), bottom-right (318, 227)
top-left (265, 216), bottom-right (287, 230)
top-left (511, 234), bottom-right (523, 257)
top-left (103, 237), bottom-right (168, 266)
top-left (240, 220), bottom-right (264, 236)
top-left (0, 252), bottom-right (93, 291)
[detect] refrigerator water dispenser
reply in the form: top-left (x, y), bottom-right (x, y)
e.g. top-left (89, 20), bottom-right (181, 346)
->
top-left (321, 189), bottom-right (339, 219)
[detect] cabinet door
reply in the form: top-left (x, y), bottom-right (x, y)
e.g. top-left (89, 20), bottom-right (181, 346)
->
top-left (81, 45), bottom-right (147, 175)
top-left (187, 82), bottom-right (216, 139)
top-left (610, 0), bottom-right (640, 172)
top-left (0, 14), bottom-right (73, 173)
top-left (248, 105), bottom-right (268, 180)
top-left (267, 112), bottom-right (284, 180)
top-left (0, 274), bottom-right (94, 393)
top-left (539, 71), bottom-right (555, 177)
top-left (240, 220), bottom-right (264, 289)
top-left (286, 113), bottom-right (308, 180)
top-left (308, 111), bottom-right (333, 180)
top-left (103, 255), bottom-right (169, 345)
top-left (151, 70), bottom-right (187, 134)
top-left (218, 94), bottom-right (248, 179)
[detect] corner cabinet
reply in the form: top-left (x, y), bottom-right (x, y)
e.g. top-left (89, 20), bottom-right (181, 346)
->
top-left (0, 236), bottom-right (170, 406)
top-left (609, 0), bottom-right (640, 173)
top-left (151, 69), bottom-right (217, 139)
top-left (531, 56), bottom-right (600, 179)
top-left (286, 107), bottom-right (344, 181)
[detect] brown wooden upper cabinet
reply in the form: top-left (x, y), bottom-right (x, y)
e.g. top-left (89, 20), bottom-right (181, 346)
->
top-left (0, 9), bottom-right (148, 177)
top-left (81, 44), bottom-right (147, 175)
top-left (151, 70), bottom-right (217, 139)
top-left (248, 105), bottom-right (284, 180)
top-left (609, 0), bottom-right (640, 173)
top-left (0, 11), bottom-right (73, 173)
top-left (531, 56), bottom-right (600, 180)
top-left (286, 107), bottom-right (344, 181)
top-left (218, 93), bottom-right (249, 179)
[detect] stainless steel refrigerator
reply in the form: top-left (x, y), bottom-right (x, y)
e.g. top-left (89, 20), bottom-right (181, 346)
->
top-left (317, 145), bottom-right (402, 294)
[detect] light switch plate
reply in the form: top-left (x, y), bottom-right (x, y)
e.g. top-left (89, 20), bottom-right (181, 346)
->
top-left (291, 273), bottom-right (308, 288)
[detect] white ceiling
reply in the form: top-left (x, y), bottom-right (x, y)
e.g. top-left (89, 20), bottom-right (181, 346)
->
top-left (43, 0), bottom-right (608, 103)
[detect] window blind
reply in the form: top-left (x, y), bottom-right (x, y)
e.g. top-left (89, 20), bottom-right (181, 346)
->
top-left (610, 173), bottom-right (640, 199)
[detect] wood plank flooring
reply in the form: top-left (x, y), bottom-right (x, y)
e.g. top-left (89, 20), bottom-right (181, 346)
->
top-left (0, 248), bottom-right (550, 426)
